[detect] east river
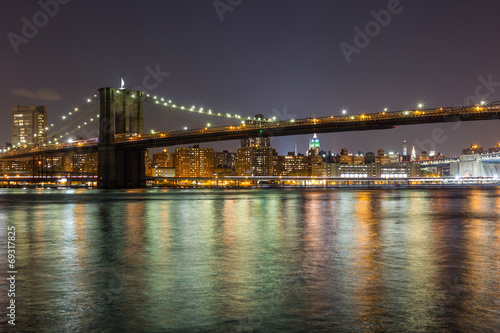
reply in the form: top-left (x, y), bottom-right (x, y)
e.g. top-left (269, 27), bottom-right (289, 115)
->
top-left (1, 187), bottom-right (499, 332)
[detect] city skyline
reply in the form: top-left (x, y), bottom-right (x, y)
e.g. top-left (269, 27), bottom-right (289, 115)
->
top-left (2, 1), bottom-right (500, 156)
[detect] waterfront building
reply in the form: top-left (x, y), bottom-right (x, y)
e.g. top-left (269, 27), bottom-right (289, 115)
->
top-left (12, 105), bottom-right (47, 146)
top-left (153, 149), bottom-right (176, 168)
top-left (327, 162), bottom-right (419, 178)
top-left (380, 163), bottom-right (419, 178)
top-left (278, 153), bottom-right (310, 176)
top-left (153, 167), bottom-right (175, 177)
top-left (72, 152), bottom-right (98, 173)
top-left (175, 145), bottom-right (214, 177)
top-left (237, 137), bottom-right (277, 176)
top-left (327, 163), bottom-right (376, 177)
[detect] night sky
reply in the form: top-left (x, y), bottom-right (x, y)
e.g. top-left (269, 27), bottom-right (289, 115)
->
top-left (2, 0), bottom-right (500, 156)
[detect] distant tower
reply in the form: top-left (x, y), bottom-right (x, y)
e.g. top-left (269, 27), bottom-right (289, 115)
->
top-left (308, 133), bottom-right (320, 156)
top-left (403, 140), bottom-right (408, 157)
top-left (411, 146), bottom-right (417, 161)
top-left (12, 105), bottom-right (47, 146)
top-left (294, 144), bottom-right (298, 156)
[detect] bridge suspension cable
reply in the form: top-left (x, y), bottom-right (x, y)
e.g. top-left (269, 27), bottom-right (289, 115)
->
top-left (45, 108), bottom-right (100, 144)
top-left (143, 94), bottom-right (273, 123)
top-left (45, 95), bottom-right (98, 132)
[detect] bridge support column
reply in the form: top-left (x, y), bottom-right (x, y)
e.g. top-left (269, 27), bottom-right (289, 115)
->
top-left (97, 87), bottom-right (146, 189)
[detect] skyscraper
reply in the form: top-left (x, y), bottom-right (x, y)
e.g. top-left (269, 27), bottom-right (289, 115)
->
top-left (403, 140), bottom-right (408, 157)
top-left (308, 133), bottom-right (320, 156)
top-left (12, 105), bottom-right (47, 146)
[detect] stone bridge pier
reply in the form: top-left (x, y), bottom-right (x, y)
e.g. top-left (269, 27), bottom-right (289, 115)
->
top-left (97, 87), bottom-right (146, 189)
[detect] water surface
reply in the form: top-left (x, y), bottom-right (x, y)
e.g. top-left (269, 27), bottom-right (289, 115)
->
top-left (1, 188), bottom-right (499, 332)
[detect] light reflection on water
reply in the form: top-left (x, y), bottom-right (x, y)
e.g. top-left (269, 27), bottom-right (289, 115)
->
top-left (0, 187), bottom-right (499, 332)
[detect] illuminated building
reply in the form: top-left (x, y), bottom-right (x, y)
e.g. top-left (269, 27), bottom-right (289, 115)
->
top-left (411, 146), bottom-right (417, 161)
top-left (339, 148), bottom-right (354, 164)
top-left (380, 164), bottom-right (419, 178)
top-left (488, 143), bottom-right (500, 154)
top-left (450, 153), bottom-right (500, 177)
top-left (328, 162), bottom-right (419, 178)
top-left (237, 137), bottom-right (278, 176)
top-left (308, 133), bottom-right (320, 156)
top-left (278, 153), bottom-right (310, 176)
top-left (175, 145), bottom-right (214, 177)
top-left (375, 148), bottom-right (391, 165)
top-left (72, 152), bottom-right (98, 173)
top-left (353, 155), bottom-right (365, 165)
top-left (241, 137), bottom-right (270, 148)
top-left (153, 149), bottom-right (176, 167)
top-left (310, 155), bottom-right (326, 176)
top-left (417, 151), bottom-right (429, 161)
top-left (463, 144), bottom-right (484, 155)
top-left (12, 105), bottom-right (47, 146)
top-left (150, 149), bottom-right (175, 176)
top-left (328, 163), bottom-right (376, 177)
top-left (153, 167), bottom-right (175, 177)
top-left (388, 152), bottom-right (400, 163)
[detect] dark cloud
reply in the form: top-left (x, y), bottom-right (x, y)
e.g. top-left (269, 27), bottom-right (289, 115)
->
top-left (11, 87), bottom-right (61, 101)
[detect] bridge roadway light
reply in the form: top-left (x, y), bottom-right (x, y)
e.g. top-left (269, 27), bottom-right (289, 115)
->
top-left (384, 108), bottom-right (388, 112)
top-left (417, 103), bottom-right (423, 109)
top-left (342, 109), bottom-right (347, 115)
top-left (480, 101), bottom-right (486, 105)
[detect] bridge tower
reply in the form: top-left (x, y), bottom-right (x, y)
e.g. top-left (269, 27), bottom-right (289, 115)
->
top-left (97, 87), bottom-right (146, 189)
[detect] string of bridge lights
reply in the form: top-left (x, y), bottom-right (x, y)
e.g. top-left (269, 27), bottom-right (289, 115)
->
top-left (47, 114), bottom-right (100, 144)
top-left (143, 94), bottom-right (275, 125)
top-left (45, 95), bottom-right (98, 132)
top-left (5, 90), bottom-right (492, 151)
top-left (43, 95), bottom-right (100, 144)
top-left (51, 99), bottom-right (492, 144)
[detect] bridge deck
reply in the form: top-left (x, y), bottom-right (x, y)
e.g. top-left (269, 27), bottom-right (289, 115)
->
top-left (1, 104), bottom-right (499, 159)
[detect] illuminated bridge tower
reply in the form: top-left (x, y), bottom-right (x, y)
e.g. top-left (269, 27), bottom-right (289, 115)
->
top-left (97, 87), bottom-right (145, 189)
